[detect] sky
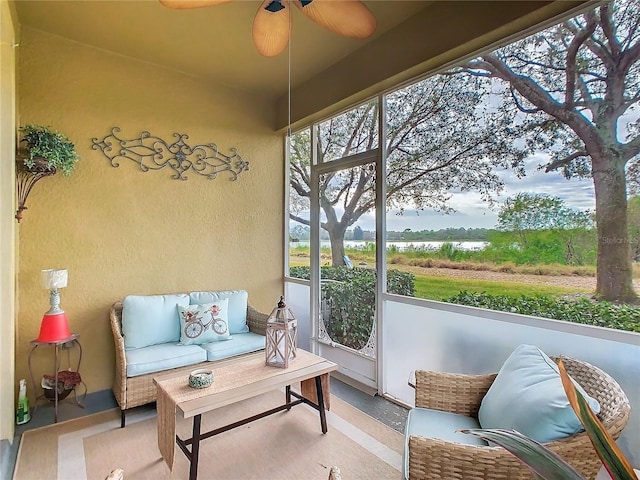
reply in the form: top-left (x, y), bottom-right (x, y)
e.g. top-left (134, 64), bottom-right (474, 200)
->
top-left (354, 153), bottom-right (597, 232)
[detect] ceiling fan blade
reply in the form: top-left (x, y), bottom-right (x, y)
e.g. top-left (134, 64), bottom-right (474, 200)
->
top-left (293, 0), bottom-right (376, 39)
top-left (159, 0), bottom-right (232, 10)
top-left (253, 0), bottom-right (291, 57)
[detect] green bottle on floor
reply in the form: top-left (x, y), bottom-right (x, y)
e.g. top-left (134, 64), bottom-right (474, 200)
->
top-left (16, 378), bottom-right (30, 425)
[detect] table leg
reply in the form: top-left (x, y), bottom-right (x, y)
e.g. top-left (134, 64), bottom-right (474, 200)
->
top-left (315, 375), bottom-right (328, 434)
top-left (285, 385), bottom-right (292, 410)
top-left (301, 374), bottom-right (330, 410)
top-left (27, 345), bottom-right (39, 417)
top-left (72, 339), bottom-right (85, 407)
top-left (189, 414), bottom-right (202, 480)
top-left (54, 344), bottom-right (60, 423)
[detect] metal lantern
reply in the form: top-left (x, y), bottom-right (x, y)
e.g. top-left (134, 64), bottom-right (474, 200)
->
top-left (265, 296), bottom-right (297, 368)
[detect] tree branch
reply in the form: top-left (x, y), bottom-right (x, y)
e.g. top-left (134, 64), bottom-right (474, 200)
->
top-left (480, 53), bottom-right (597, 146)
top-left (387, 137), bottom-right (489, 197)
top-left (599, 4), bottom-right (621, 60)
top-left (619, 39), bottom-right (640, 74)
top-left (510, 87), bottom-right (540, 113)
top-left (565, 12), bottom-right (597, 108)
top-left (290, 178), bottom-right (310, 198)
top-left (289, 213), bottom-right (310, 227)
top-left (564, 12), bottom-right (614, 69)
top-left (620, 135), bottom-right (640, 163)
top-left (544, 151), bottom-right (588, 172)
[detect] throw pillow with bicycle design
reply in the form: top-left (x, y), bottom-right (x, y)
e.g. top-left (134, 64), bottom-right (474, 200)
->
top-left (178, 299), bottom-right (232, 345)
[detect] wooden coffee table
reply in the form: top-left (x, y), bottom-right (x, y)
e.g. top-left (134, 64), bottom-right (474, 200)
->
top-left (154, 349), bottom-right (338, 480)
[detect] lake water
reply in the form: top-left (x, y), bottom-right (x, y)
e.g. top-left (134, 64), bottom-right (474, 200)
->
top-left (290, 240), bottom-right (488, 251)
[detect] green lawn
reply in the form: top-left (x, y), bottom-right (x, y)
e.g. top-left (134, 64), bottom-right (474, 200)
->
top-left (414, 275), bottom-right (590, 301)
top-left (289, 248), bottom-right (594, 300)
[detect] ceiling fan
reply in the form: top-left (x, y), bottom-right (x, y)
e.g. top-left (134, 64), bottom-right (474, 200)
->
top-left (159, 0), bottom-right (377, 57)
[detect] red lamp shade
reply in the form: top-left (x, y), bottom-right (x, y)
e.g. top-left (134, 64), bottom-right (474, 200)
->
top-left (39, 269), bottom-right (71, 342)
top-left (38, 312), bottom-right (71, 343)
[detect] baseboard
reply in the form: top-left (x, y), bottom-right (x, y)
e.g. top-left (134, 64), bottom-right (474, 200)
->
top-left (332, 371), bottom-right (377, 396)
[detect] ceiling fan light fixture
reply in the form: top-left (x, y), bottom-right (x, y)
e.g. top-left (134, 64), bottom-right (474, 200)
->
top-left (265, 0), bottom-right (285, 13)
top-left (293, 0), bottom-right (376, 39)
top-left (159, 0), bottom-right (376, 56)
top-left (254, 0), bottom-right (291, 56)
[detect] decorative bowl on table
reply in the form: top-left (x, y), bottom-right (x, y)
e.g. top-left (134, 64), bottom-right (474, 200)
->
top-left (189, 368), bottom-right (213, 389)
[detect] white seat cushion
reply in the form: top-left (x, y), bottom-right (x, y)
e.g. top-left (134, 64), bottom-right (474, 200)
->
top-left (198, 332), bottom-right (265, 361)
top-left (125, 343), bottom-right (207, 377)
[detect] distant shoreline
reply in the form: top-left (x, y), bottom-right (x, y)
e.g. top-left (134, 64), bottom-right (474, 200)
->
top-left (290, 240), bottom-right (488, 251)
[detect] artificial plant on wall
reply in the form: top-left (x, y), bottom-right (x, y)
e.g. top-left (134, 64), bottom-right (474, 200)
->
top-left (16, 124), bottom-right (80, 222)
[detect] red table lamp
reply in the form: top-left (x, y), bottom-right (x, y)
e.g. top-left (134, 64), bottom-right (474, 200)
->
top-left (38, 269), bottom-right (71, 342)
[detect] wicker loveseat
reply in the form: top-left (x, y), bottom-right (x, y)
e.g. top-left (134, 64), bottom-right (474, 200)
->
top-left (406, 353), bottom-right (631, 480)
top-left (110, 291), bottom-right (269, 427)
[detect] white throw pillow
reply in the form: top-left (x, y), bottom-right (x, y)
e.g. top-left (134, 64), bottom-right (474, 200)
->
top-left (178, 299), bottom-right (232, 345)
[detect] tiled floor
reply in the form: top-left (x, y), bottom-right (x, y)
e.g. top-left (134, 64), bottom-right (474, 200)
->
top-left (331, 379), bottom-right (409, 433)
top-left (2, 378), bottom-right (408, 479)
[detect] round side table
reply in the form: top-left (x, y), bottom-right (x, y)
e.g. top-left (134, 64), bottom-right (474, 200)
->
top-left (28, 333), bottom-right (85, 423)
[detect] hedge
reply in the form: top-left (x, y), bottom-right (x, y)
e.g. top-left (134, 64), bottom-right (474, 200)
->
top-left (443, 291), bottom-right (640, 332)
top-left (289, 266), bottom-right (415, 349)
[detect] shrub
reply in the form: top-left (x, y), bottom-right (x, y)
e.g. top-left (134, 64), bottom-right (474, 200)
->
top-left (288, 266), bottom-right (415, 349)
top-left (444, 291), bottom-right (640, 332)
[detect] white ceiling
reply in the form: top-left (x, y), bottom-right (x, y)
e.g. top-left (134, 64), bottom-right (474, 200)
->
top-left (14, 0), bottom-right (432, 98)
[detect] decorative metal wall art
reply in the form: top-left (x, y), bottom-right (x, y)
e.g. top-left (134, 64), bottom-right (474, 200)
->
top-left (91, 127), bottom-right (249, 181)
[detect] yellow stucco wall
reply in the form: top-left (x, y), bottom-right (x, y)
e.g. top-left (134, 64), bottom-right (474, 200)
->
top-left (16, 27), bottom-right (284, 397)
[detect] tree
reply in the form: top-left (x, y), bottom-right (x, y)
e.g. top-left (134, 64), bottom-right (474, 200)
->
top-left (289, 224), bottom-right (309, 241)
top-left (289, 74), bottom-right (525, 266)
top-left (496, 193), bottom-right (595, 265)
top-left (353, 225), bottom-right (364, 240)
top-left (454, 0), bottom-right (640, 302)
top-left (498, 193), bottom-right (592, 234)
top-left (628, 195), bottom-right (640, 260)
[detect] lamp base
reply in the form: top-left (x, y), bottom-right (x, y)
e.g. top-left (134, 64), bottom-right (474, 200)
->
top-left (37, 312), bottom-right (71, 343)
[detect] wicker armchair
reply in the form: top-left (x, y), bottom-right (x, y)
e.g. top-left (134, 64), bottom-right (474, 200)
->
top-left (110, 299), bottom-right (268, 427)
top-left (407, 355), bottom-right (630, 480)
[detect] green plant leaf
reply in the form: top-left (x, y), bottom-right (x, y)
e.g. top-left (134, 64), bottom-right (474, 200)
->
top-left (558, 361), bottom-right (638, 480)
top-left (460, 428), bottom-right (584, 480)
top-left (19, 124), bottom-right (80, 176)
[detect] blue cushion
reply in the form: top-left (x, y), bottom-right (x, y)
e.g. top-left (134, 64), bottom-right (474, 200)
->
top-left (125, 343), bottom-right (207, 377)
top-left (404, 407), bottom-right (487, 480)
top-left (122, 294), bottom-right (189, 349)
top-left (199, 332), bottom-right (265, 361)
top-left (189, 290), bottom-right (249, 334)
top-left (178, 300), bottom-right (232, 345)
top-left (478, 344), bottom-right (601, 443)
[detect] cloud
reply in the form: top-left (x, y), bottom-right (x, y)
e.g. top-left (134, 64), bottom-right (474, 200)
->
top-left (293, 152), bottom-right (597, 232)
top-left (380, 156), bottom-right (596, 231)
top-left (496, 155), bottom-right (595, 211)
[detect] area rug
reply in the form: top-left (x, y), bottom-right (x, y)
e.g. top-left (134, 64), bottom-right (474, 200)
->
top-left (14, 389), bottom-right (404, 480)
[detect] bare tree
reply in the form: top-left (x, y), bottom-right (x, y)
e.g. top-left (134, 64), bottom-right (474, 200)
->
top-left (454, 0), bottom-right (640, 302)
